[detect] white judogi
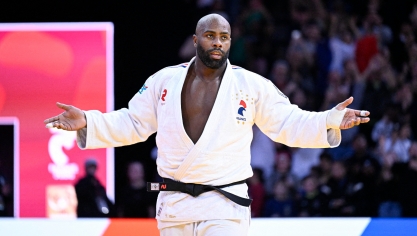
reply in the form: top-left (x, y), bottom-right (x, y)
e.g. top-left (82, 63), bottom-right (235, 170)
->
top-left (77, 57), bottom-right (344, 230)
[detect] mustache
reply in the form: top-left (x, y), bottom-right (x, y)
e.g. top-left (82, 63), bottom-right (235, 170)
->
top-left (207, 48), bottom-right (225, 55)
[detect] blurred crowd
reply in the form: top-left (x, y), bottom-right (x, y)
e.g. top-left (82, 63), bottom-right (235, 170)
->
top-left (177, 0), bottom-right (417, 218)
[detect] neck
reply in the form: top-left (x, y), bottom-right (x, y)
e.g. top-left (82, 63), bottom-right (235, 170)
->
top-left (193, 57), bottom-right (227, 81)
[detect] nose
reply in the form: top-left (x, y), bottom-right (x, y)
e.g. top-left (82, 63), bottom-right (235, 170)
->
top-left (212, 36), bottom-right (222, 48)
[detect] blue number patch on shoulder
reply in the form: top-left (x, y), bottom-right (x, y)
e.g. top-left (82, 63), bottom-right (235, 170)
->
top-left (138, 84), bottom-right (148, 94)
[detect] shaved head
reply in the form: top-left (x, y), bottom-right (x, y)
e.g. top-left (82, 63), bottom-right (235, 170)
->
top-left (195, 14), bottom-right (231, 36)
top-left (193, 13), bottom-right (231, 69)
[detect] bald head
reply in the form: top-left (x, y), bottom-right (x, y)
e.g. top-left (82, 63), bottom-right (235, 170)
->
top-left (195, 14), bottom-right (231, 36)
top-left (193, 14), bottom-right (231, 69)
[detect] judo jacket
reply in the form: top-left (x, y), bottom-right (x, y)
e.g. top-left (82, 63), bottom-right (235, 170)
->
top-left (77, 57), bottom-right (344, 228)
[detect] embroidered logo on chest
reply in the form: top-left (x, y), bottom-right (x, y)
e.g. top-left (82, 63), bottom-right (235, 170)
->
top-left (233, 90), bottom-right (254, 125)
top-left (237, 100), bottom-right (246, 116)
top-left (236, 99), bottom-right (247, 124)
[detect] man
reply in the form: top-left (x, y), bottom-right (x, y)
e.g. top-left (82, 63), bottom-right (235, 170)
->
top-left (74, 158), bottom-right (115, 217)
top-left (117, 161), bottom-right (157, 218)
top-left (44, 14), bottom-right (370, 235)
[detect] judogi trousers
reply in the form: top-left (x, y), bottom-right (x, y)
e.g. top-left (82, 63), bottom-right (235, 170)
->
top-left (160, 218), bottom-right (250, 236)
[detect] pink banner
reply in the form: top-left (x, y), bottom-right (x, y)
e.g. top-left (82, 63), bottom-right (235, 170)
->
top-left (0, 23), bottom-right (114, 217)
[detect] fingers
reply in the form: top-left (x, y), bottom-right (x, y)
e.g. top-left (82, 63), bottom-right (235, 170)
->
top-left (56, 122), bottom-right (69, 130)
top-left (335, 97), bottom-right (354, 111)
top-left (45, 121), bottom-right (69, 130)
top-left (348, 118), bottom-right (360, 127)
top-left (45, 122), bottom-right (54, 128)
top-left (344, 119), bottom-right (356, 129)
top-left (56, 102), bottom-right (71, 111)
top-left (44, 102), bottom-right (71, 124)
top-left (342, 117), bottom-right (370, 129)
top-left (354, 110), bottom-right (370, 117)
top-left (44, 116), bottom-right (59, 124)
top-left (45, 121), bottom-right (61, 129)
top-left (45, 102), bottom-right (74, 129)
top-left (348, 117), bottom-right (370, 127)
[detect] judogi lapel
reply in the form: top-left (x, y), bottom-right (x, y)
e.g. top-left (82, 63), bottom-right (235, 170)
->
top-left (172, 58), bottom-right (233, 181)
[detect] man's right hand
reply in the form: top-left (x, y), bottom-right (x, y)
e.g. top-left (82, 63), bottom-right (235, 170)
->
top-left (43, 102), bottom-right (86, 131)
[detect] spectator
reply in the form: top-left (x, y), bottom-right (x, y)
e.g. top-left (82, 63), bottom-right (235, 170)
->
top-left (270, 60), bottom-right (296, 96)
top-left (361, 56), bottom-right (392, 123)
top-left (74, 158), bottom-right (115, 218)
top-left (380, 122), bottom-right (413, 163)
top-left (359, 11), bottom-right (392, 47)
top-left (324, 161), bottom-right (360, 216)
top-left (328, 14), bottom-right (358, 75)
top-left (356, 154), bottom-right (380, 216)
top-left (371, 103), bottom-right (400, 143)
top-left (263, 180), bottom-right (296, 217)
top-left (291, 147), bottom-right (323, 181)
top-left (301, 19), bottom-right (324, 62)
top-left (286, 30), bottom-right (316, 93)
top-left (297, 175), bottom-right (328, 217)
top-left (376, 152), bottom-right (402, 217)
top-left (265, 150), bottom-right (298, 196)
top-left (320, 70), bottom-right (350, 111)
top-left (117, 161), bottom-right (157, 218)
top-left (315, 152), bottom-right (334, 185)
top-left (355, 13), bottom-right (380, 73)
top-left (394, 84), bottom-right (415, 122)
top-left (346, 134), bottom-right (376, 168)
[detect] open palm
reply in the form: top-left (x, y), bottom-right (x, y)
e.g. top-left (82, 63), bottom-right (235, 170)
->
top-left (335, 97), bottom-right (370, 130)
top-left (44, 102), bottom-right (86, 131)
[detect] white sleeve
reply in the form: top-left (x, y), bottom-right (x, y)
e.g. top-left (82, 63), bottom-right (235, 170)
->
top-left (76, 74), bottom-right (160, 149)
top-left (254, 80), bottom-right (342, 148)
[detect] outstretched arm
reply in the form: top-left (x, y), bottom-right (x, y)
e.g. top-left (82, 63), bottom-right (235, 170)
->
top-left (334, 97), bottom-right (370, 130)
top-left (255, 78), bottom-right (371, 148)
top-left (44, 102), bottom-right (86, 131)
top-left (43, 67), bottom-right (168, 149)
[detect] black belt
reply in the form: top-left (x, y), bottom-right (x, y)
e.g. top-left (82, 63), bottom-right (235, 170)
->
top-left (147, 178), bottom-right (252, 207)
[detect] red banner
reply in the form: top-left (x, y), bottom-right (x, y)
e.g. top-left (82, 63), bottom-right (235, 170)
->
top-left (0, 23), bottom-right (114, 217)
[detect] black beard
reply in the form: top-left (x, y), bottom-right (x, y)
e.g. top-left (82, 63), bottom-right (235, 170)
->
top-left (196, 43), bottom-right (229, 69)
